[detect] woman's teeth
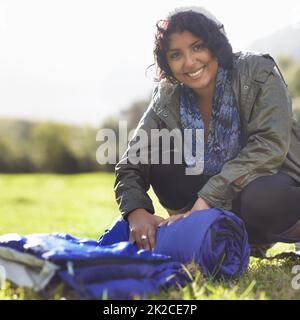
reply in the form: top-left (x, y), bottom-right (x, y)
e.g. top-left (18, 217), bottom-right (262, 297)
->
top-left (187, 67), bottom-right (204, 78)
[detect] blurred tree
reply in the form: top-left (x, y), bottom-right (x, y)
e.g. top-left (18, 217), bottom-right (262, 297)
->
top-left (293, 97), bottom-right (300, 121)
top-left (277, 55), bottom-right (295, 73)
top-left (0, 138), bottom-right (15, 172)
top-left (30, 122), bottom-right (79, 173)
top-left (289, 68), bottom-right (300, 98)
top-left (277, 55), bottom-right (300, 121)
top-left (0, 137), bottom-right (33, 172)
top-left (68, 125), bottom-right (99, 172)
top-left (277, 55), bottom-right (300, 98)
top-left (0, 119), bottom-right (105, 173)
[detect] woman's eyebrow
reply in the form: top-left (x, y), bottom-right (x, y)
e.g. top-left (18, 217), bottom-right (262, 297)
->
top-left (168, 39), bottom-right (203, 52)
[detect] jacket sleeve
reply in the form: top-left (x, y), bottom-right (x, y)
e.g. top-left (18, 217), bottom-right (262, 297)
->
top-left (198, 65), bottom-right (293, 210)
top-left (114, 94), bottom-right (161, 219)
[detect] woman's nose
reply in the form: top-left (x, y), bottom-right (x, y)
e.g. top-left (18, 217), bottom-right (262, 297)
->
top-left (183, 52), bottom-right (196, 71)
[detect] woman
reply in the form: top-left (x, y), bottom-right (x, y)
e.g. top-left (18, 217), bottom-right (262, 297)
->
top-left (114, 7), bottom-right (300, 255)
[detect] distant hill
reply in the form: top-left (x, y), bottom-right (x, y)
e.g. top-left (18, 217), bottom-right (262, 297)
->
top-left (247, 23), bottom-right (300, 60)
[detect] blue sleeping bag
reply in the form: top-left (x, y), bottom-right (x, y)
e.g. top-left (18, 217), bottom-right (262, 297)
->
top-left (99, 209), bottom-right (250, 280)
top-left (0, 209), bottom-right (250, 299)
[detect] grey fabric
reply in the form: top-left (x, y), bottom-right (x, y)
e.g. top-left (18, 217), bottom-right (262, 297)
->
top-left (0, 246), bottom-right (59, 291)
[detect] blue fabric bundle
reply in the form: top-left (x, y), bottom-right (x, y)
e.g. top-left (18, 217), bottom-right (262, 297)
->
top-left (99, 209), bottom-right (250, 279)
top-left (0, 233), bottom-right (188, 299)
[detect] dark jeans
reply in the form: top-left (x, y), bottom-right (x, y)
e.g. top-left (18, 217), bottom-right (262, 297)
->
top-left (149, 163), bottom-right (300, 244)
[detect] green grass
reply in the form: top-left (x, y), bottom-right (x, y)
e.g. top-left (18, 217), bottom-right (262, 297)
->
top-left (0, 173), bottom-right (124, 239)
top-left (0, 173), bottom-right (300, 300)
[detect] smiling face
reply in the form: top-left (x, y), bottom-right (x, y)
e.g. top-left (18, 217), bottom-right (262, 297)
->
top-left (166, 30), bottom-right (218, 98)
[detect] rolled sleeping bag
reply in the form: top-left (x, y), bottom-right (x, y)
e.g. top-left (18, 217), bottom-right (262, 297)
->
top-left (99, 208), bottom-right (250, 279)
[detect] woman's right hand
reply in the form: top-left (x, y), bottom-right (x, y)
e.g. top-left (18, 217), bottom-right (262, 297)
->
top-left (127, 208), bottom-right (165, 251)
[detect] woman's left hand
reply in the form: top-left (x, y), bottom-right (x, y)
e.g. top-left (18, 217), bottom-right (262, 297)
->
top-left (158, 213), bottom-right (185, 227)
top-left (158, 197), bottom-right (211, 227)
top-left (181, 197), bottom-right (211, 218)
top-left (189, 197), bottom-right (211, 213)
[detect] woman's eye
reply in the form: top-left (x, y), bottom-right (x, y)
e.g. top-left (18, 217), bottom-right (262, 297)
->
top-left (170, 52), bottom-right (179, 59)
top-left (168, 52), bottom-right (180, 60)
top-left (194, 43), bottom-right (205, 51)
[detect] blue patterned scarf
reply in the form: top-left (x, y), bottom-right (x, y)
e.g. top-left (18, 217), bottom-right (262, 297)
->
top-left (180, 67), bottom-right (242, 175)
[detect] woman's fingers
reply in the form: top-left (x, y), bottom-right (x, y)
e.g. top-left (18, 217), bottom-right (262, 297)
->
top-left (147, 230), bottom-right (156, 251)
top-left (129, 230), bottom-right (135, 243)
top-left (129, 228), bottom-right (155, 250)
top-left (158, 220), bottom-right (168, 226)
top-left (158, 214), bottom-right (185, 226)
top-left (183, 210), bottom-right (191, 217)
top-left (134, 232), bottom-right (144, 250)
top-left (138, 232), bottom-right (151, 250)
top-left (168, 215), bottom-right (184, 225)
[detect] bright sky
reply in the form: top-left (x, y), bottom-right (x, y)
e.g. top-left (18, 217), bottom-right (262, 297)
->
top-left (0, 0), bottom-right (300, 126)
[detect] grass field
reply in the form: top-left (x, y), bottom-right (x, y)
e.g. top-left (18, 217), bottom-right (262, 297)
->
top-left (0, 173), bottom-right (300, 300)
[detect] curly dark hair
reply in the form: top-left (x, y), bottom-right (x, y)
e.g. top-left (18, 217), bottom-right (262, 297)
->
top-left (153, 10), bottom-right (233, 84)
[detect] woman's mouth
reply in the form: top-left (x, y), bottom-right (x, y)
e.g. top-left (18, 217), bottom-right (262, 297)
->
top-left (186, 67), bottom-right (205, 79)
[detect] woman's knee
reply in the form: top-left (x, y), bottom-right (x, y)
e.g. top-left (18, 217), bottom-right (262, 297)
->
top-left (239, 174), bottom-right (289, 232)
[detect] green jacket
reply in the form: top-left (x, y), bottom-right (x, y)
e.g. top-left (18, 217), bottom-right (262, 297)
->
top-left (114, 52), bottom-right (300, 218)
